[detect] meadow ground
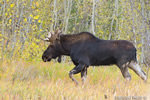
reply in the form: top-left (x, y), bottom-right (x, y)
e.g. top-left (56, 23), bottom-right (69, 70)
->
top-left (0, 60), bottom-right (150, 100)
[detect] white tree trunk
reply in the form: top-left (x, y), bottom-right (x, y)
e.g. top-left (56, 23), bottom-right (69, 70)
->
top-left (1, 0), bottom-right (6, 60)
top-left (129, 0), bottom-right (137, 47)
top-left (64, 0), bottom-right (72, 34)
top-left (91, 0), bottom-right (95, 35)
top-left (140, 0), bottom-right (146, 65)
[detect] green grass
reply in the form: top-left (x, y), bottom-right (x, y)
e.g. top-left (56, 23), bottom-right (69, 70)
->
top-left (0, 60), bottom-right (150, 100)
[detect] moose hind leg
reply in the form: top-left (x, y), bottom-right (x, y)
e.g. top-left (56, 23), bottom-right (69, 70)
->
top-left (118, 63), bottom-right (131, 81)
top-left (129, 61), bottom-right (147, 81)
top-left (81, 66), bottom-right (88, 84)
top-left (121, 65), bottom-right (131, 81)
top-left (69, 64), bottom-right (85, 85)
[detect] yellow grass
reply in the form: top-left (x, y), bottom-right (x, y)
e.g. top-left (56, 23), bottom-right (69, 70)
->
top-left (0, 60), bottom-right (150, 100)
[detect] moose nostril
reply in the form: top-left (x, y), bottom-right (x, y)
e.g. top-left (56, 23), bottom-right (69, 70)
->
top-left (43, 58), bottom-right (47, 62)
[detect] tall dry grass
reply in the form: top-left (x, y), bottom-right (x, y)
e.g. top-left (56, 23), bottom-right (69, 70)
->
top-left (0, 60), bottom-right (150, 100)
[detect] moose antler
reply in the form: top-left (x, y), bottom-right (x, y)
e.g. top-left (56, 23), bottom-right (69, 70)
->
top-left (43, 29), bottom-right (62, 43)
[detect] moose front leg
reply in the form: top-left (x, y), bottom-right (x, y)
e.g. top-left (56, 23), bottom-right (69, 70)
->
top-left (81, 66), bottom-right (87, 84)
top-left (69, 64), bottom-right (85, 85)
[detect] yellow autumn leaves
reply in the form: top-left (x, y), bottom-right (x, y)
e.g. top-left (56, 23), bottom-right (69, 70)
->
top-left (30, 14), bottom-right (41, 23)
top-left (10, 3), bottom-right (14, 8)
top-left (33, 15), bottom-right (39, 20)
top-left (6, 1), bottom-right (41, 23)
top-left (4, 3), bottom-right (15, 17)
top-left (34, 15), bottom-right (41, 23)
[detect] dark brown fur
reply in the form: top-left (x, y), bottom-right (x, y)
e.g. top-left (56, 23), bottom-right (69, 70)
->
top-left (42, 32), bottom-right (147, 84)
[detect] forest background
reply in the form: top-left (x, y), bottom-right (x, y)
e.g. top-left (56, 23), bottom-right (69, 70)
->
top-left (0, 0), bottom-right (150, 99)
top-left (0, 0), bottom-right (150, 65)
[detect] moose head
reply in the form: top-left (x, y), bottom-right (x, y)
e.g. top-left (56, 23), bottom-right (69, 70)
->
top-left (42, 29), bottom-right (62, 63)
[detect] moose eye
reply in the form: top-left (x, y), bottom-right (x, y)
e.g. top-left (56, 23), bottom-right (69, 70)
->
top-left (48, 44), bottom-right (53, 48)
top-left (50, 45), bottom-right (54, 48)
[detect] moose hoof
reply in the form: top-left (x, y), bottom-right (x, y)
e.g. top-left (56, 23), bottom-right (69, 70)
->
top-left (125, 77), bottom-right (131, 81)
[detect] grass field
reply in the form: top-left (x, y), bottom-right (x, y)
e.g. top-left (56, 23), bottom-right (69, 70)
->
top-left (0, 60), bottom-right (150, 100)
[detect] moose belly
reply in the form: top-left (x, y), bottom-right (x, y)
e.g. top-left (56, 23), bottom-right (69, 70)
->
top-left (90, 57), bottom-right (117, 66)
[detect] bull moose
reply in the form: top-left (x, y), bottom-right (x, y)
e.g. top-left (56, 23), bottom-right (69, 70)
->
top-left (42, 30), bottom-right (147, 85)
